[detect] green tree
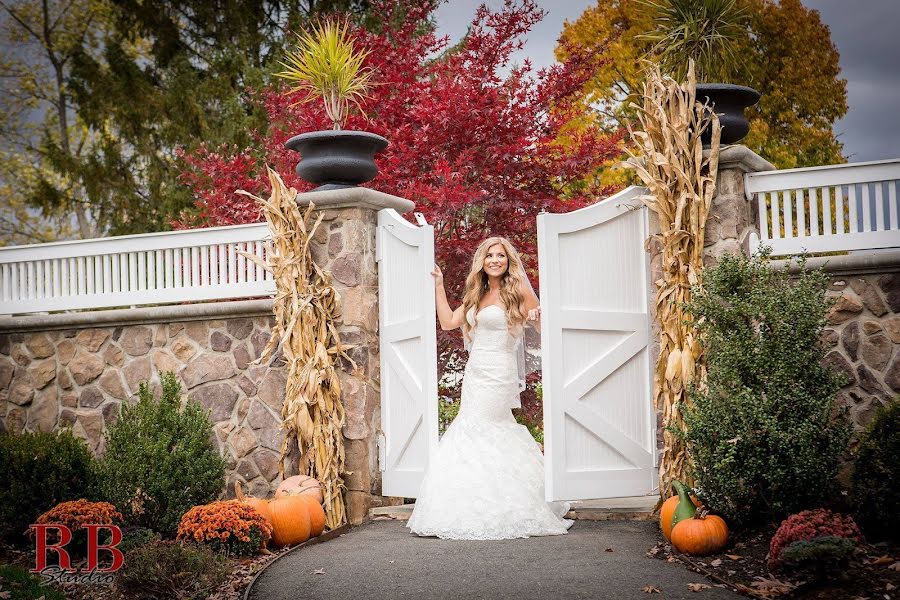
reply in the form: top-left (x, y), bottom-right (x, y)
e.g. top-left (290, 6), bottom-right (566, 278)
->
top-left (557, 0), bottom-right (847, 168)
top-left (0, 0), bottom-right (110, 241)
top-left (66, 0), bottom-right (369, 235)
top-left (0, 0), bottom-right (368, 243)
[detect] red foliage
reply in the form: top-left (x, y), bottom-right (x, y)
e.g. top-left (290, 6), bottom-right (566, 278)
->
top-left (768, 509), bottom-right (863, 570)
top-left (177, 0), bottom-right (622, 405)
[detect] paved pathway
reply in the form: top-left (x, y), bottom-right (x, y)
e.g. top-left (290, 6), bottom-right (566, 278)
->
top-left (248, 520), bottom-right (742, 600)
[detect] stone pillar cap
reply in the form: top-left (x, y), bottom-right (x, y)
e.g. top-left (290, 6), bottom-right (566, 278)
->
top-left (705, 144), bottom-right (776, 174)
top-left (295, 186), bottom-right (415, 213)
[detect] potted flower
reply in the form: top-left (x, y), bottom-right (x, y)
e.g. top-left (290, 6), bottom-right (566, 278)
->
top-left (276, 19), bottom-right (387, 189)
top-left (640, 0), bottom-right (760, 144)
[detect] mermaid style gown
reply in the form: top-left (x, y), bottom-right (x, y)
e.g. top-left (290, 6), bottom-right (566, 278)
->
top-left (406, 304), bottom-right (573, 540)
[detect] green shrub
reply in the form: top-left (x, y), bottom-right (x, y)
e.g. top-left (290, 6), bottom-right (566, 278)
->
top-left (117, 526), bottom-right (162, 554)
top-left (438, 399), bottom-right (460, 436)
top-left (0, 564), bottom-right (66, 600)
top-left (97, 372), bottom-right (226, 537)
top-left (679, 251), bottom-right (850, 528)
top-left (779, 536), bottom-right (856, 581)
top-left (116, 540), bottom-right (229, 600)
top-left (851, 397), bottom-right (900, 541)
top-left (514, 413), bottom-right (544, 445)
top-left (0, 430), bottom-right (98, 544)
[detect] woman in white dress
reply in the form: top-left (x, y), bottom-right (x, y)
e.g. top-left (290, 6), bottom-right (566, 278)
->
top-left (406, 236), bottom-right (573, 540)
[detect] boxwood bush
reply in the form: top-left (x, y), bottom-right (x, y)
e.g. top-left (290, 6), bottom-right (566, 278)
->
top-left (679, 251), bottom-right (850, 528)
top-left (851, 397), bottom-right (900, 541)
top-left (97, 372), bottom-right (226, 537)
top-left (0, 430), bottom-right (98, 544)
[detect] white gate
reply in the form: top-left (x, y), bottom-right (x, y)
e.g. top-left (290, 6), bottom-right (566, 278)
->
top-left (538, 186), bottom-right (656, 501)
top-left (376, 209), bottom-right (439, 498)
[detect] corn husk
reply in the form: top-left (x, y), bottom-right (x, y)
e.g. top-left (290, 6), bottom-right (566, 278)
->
top-left (236, 166), bottom-right (354, 530)
top-left (622, 61), bottom-right (720, 500)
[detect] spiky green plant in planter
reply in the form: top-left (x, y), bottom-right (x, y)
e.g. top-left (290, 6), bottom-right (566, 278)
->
top-left (277, 18), bottom-right (387, 189)
top-left (638, 0), bottom-right (759, 144)
top-left (276, 18), bottom-right (373, 130)
top-left (639, 0), bottom-right (748, 82)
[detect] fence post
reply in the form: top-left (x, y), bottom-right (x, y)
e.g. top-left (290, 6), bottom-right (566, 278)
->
top-left (703, 145), bottom-right (775, 266)
top-left (293, 187), bottom-right (415, 525)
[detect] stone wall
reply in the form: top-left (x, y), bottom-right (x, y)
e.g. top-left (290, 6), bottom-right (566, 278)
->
top-left (0, 186), bottom-right (416, 525)
top-left (797, 262), bottom-right (900, 438)
top-left (0, 311), bottom-right (288, 499)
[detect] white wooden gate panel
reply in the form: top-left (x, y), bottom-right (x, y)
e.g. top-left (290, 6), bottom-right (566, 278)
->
top-left (538, 186), bottom-right (656, 501)
top-left (376, 209), bottom-right (439, 498)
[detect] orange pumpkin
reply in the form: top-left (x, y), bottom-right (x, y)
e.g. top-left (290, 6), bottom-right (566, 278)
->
top-left (660, 493), bottom-right (699, 541)
top-left (275, 475), bottom-right (324, 504)
top-left (290, 493), bottom-right (325, 537)
top-left (268, 495), bottom-right (312, 548)
top-left (234, 482), bottom-right (273, 528)
top-left (671, 512), bottom-right (729, 556)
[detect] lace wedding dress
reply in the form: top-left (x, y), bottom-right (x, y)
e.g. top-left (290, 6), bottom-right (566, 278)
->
top-left (406, 304), bottom-right (573, 540)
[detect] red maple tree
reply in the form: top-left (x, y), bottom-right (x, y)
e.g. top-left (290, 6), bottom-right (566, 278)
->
top-left (178, 0), bottom-right (622, 414)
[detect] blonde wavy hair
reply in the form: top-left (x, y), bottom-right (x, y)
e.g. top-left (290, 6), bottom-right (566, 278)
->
top-left (461, 237), bottom-right (529, 344)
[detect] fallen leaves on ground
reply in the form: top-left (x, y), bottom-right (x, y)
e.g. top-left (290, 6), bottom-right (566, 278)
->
top-left (313, 568), bottom-right (326, 575)
top-left (642, 585), bottom-right (662, 593)
top-left (725, 554), bottom-right (742, 561)
top-left (871, 556), bottom-right (895, 566)
top-left (750, 576), bottom-right (795, 597)
top-left (688, 582), bottom-right (711, 592)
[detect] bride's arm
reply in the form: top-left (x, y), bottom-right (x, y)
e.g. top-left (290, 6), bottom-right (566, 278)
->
top-left (521, 279), bottom-right (541, 330)
top-left (433, 264), bottom-right (465, 331)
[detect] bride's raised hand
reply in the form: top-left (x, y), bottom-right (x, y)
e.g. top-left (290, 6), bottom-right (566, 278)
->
top-left (431, 264), bottom-right (444, 288)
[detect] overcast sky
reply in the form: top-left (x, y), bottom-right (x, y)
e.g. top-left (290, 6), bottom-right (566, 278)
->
top-left (434, 0), bottom-right (900, 164)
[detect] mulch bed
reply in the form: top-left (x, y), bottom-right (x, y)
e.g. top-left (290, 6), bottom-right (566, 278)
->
top-left (0, 525), bottom-right (351, 600)
top-left (648, 525), bottom-right (900, 599)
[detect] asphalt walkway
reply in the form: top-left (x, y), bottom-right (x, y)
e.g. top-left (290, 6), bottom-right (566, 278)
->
top-left (247, 519), bottom-right (742, 600)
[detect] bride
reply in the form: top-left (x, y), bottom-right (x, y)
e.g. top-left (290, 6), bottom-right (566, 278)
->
top-left (406, 236), bottom-right (573, 540)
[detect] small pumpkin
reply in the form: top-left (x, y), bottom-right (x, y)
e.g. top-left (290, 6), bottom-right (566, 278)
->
top-left (671, 509), bottom-right (729, 556)
top-left (287, 492), bottom-right (326, 537)
top-left (660, 480), bottom-right (699, 541)
top-left (275, 475), bottom-right (324, 504)
top-left (268, 495), bottom-right (312, 548)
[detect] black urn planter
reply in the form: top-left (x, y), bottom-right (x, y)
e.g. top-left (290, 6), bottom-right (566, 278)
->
top-left (695, 83), bottom-right (761, 146)
top-left (285, 130), bottom-right (388, 190)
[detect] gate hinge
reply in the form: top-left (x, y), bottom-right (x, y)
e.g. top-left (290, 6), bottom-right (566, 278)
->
top-left (375, 226), bottom-right (383, 263)
top-left (376, 429), bottom-right (386, 470)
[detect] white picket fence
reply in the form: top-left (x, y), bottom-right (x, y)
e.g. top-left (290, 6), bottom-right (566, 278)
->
top-left (746, 158), bottom-right (900, 256)
top-left (0, 223), bottom-right (274, 315)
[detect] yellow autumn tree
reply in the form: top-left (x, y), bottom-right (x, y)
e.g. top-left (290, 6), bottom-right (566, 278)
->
top-left (558, 0), bottom-right (848, 169)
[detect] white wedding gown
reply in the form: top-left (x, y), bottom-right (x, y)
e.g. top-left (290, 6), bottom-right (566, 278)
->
top-left (406, 304), bottom-right (573, 540)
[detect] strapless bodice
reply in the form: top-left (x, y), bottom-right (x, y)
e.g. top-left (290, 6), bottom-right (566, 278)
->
top-left (466, 304), bottom-right (522, 355)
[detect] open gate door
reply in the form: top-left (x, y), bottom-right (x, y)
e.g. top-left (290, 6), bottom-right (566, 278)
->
top-left (376, 209), bottom-right (439, 498)
top-left (538, 186), bottom-right (656, 501)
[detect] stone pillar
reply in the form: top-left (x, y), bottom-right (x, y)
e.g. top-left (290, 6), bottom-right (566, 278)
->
top-left (702, 145), bottom-right (775, 267)
top-left (646, 145), bottom-right (775, 459)
top-left (295, 186), bottom-right (415, 525)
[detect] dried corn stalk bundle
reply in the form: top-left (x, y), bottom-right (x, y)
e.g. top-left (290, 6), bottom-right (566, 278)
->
top-left (237, 166), bottom-right (354, 530)
top-left (623, 62), bottom-right (720, 501)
